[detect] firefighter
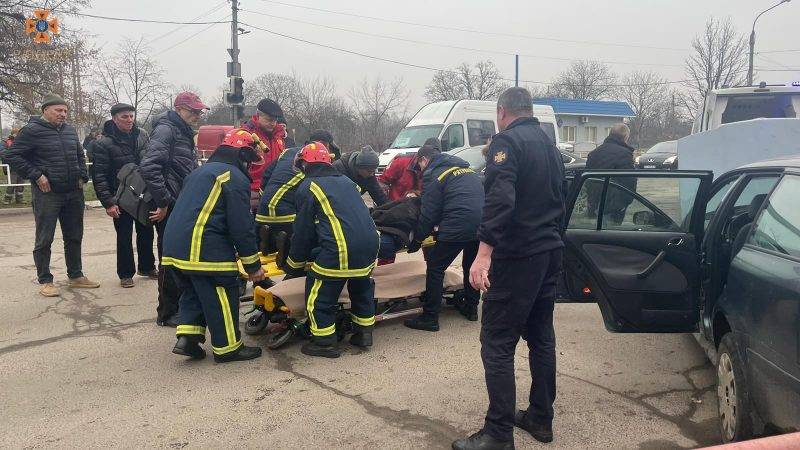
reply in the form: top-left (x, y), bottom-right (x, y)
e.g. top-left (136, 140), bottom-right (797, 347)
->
top-left (254, 144), bottom-right (303, 253)
top-left (163, 129), bottom-right (266, 363)
top-left (284, 141), bottom-right (380, 359)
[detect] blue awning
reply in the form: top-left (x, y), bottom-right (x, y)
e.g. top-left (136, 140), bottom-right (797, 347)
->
top-left (532, 98), bottom-right (636, 117)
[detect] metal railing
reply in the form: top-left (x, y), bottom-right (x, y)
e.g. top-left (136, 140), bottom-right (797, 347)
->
top-left (1, 162), bottom-right (94, 188)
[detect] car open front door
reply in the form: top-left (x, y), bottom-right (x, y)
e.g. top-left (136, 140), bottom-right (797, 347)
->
top-left (564, 170), bottom-right (713, 332)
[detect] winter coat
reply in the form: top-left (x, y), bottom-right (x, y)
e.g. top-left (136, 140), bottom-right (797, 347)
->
top-left (372, 196), bottom-right (421, 247)
top-left (585, 135), bottom-right (637, 213)
top-left (377, 154), bottom-right (422, 201)
top-left (4, 116), bottom-right (88, 192)
top-left (255, 146), bottom-right (303, 224)
top-left (287, 164), bottom-right (379, 279)
top-left (140, 111), bottom-right (198, 208)
top-left (332, 152), bottom-right (389, 206)
top-left (162, 149), bottom-right (260, 276)
top-left (415, 153), bottom-right (484, 242)
top-left (91, 120), bottom-right (150, 208)
top-left (242, 116), bottom-right (286, 194)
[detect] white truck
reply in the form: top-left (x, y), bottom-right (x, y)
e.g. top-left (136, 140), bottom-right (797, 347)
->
top-left (378, 100), bottom-right (560, 173)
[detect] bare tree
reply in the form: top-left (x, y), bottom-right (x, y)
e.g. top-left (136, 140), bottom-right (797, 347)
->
top-left (618, 71), bottom-right (669, 147)
top-left (349, 76), bottom-right (409, 150)
top-left (246, 73), bottom-right (300, 114)
top-left (683, 17), bottom-right (748, 118)
top-left (425, 60), bottom-right (509, 102)
top-left (94, 38), bottom-right (167, 126)
top-left (549, 60), bottom-right (617, 100)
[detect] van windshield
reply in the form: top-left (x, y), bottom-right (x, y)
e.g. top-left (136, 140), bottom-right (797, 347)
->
top-left (390, 125), bottom-right (443, 149)
top-left (721, 93), bottom-right (798, 125)
top-left (539, 123), bottom-right (557, 145)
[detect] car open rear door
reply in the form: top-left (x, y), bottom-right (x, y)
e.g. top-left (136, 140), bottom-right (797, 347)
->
top-left (564, 170), bottom-right (713, 332)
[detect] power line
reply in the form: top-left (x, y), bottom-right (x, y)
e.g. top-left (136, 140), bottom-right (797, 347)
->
top-left (258, 0), bottom-right (686, 52)
top-left (240, 9), bottom-right (683, 68)
top-left (154, 13), bottom-right (230, 56)
top-left (148, 1), bottom-right (228, 44)
top-left (758, 49), bottom-right (800, 54)
top-left (239, 21), bottom-right (692, 88)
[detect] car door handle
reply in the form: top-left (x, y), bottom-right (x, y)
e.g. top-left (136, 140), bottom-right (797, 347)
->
top-left (637, 250), bottom-right (666, 279)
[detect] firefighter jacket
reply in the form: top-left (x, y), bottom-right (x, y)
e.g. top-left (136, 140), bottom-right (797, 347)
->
top-left (255, 146), bottom-right (303, 224)
top-left (162, 149), bottom-right (261, 276)
top-left (287, 164), bottom-right (379, 279)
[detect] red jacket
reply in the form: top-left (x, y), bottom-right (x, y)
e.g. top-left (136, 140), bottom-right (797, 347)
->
top-left (243, 116), bottom-right (286, 192)
top-left (378, 154), bottom-right (421, 201)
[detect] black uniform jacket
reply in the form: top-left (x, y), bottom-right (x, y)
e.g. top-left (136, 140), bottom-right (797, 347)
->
top-left (256, 147), bottom-right (303, 224)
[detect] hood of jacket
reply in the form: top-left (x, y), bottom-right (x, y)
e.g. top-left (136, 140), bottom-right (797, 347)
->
top-left (102, 119), bottom-right (140, 145)
top-left (427, 152), bottom-right (470, 173)
top-left (151, 110), bottom-right (194, 140)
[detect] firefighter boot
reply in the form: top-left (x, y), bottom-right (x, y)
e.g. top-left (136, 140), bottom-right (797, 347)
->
top-left (349, 325), bottom-right (373, 349)
top-left (214, 345), bottom-right (263, 363)
top-left (301, 334), bottom-right (341, 358)
top-left (172, 335), bottom-right (206, 360)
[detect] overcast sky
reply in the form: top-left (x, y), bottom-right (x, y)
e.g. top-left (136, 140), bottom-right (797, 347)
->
top-left (8, 0), bottom-right (800, 125)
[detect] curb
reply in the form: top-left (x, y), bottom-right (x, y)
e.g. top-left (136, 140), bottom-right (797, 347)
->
top-left (0, 200), bottom-right (104, 217)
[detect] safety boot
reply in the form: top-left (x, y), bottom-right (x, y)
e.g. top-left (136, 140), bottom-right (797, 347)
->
top-left (349, 325), bottom-right (373, 349)
top-left (172, 335), bottom-right (206, 360)
top-left (301, 335), bottom-right (341, 358)
top-left (214, 345), bottom-right (263, 363)
top-left (457, 303), bottom-right (479, 322)
top-left (404, 314), bottom-right (439, 332)
top-left (514, 410), bottom-right (553, 443)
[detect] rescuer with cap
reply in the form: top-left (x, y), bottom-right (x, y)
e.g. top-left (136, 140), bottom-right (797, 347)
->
top-left (163, 128), bottom-right (266, 363)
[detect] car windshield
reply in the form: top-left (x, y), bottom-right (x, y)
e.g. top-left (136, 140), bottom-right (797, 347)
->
top-left (539, 123), bottom-right (557, 145)
top-left (453, 146), bottom-right (487, 171)
top-left (720, 93), bottom-right (799, 124)
top-left (645, 141), bottom-right (677, 155)
top-left (390, 125), bottom-right (443, 149)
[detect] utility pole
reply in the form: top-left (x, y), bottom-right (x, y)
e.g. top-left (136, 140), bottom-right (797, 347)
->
top-left (748, 0), bottom-right (792, 86)
top-left (227, 0), bottom-right (244, 125)
top-left (514, 54), bottom-right (519, 87)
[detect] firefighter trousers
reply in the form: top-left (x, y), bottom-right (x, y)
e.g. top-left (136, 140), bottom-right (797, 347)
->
top-left (305, 275), bottom-right (376, 337)
top-left (174, 271), bottom-right (243, 356)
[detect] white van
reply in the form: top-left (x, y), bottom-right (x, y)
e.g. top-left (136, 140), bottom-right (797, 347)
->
top-left (379, 100), bottom-right (560, 171)
top-left (691, 82), bottom-right (800, 134)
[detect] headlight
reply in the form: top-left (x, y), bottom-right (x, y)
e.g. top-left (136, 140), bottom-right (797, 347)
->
top-left (634, 156), bottom-right (640, 164)
top-left (664, 155), bottom-right (677, 164)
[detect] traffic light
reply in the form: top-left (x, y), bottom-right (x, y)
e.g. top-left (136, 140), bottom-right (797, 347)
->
top-left (226, 76), bottom-right (244, 105)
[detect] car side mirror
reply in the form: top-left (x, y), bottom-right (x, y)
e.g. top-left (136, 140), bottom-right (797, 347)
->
top-left (633, 211), bottom-right (656, 226)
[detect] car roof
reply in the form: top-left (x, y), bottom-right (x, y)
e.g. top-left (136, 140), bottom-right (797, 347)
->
top-left (738, 154), bottom-right (800, 170)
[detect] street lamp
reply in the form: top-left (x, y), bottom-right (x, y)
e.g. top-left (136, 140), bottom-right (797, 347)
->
top-left (749, 0), bottom-right (791, 86)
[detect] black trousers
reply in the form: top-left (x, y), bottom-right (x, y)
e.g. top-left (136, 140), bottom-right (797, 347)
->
top-left (155, 215), bottom-right (181, 322)
top-left (31, 185), bottom-right (84, 284)
top-left (305, 275), bottom-right (375, 337)
top-left (423, 240), bottom-right (479, 317)
top-left (174, 272), bottom-right (243, 356)
top-left (113, 211), bottom-right (156, 279)
top-left (481, 248), bottom-right (563, 441)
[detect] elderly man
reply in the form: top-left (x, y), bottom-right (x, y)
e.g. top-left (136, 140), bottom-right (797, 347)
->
top-left (585, 123), bottom-right (636, 224)
top-left (140, 91), bottom-right (208, 327)
top-left (91, 103), bottom-right (156, 288)
top-left (4, 93), bottom-right (100, 297)
top-left (241, 98), bottom-right (287, 210)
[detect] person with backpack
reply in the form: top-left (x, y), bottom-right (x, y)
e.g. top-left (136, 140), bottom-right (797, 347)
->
top-left (140, 91), bottom-right (208, 327)
top-left (91, 103), bottom-right (156, 289)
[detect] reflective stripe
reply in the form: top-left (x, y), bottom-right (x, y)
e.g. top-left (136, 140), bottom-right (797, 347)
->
top-left (268, 172), bottom-right (305, 216)
top-left (307, 278), bottom-right (337, 336)
top-left (216, 286), bottom-right (238, 348)
top-left (286, 256), bottom-right (306, 269)
top-left (255, 213), bottom-right (296, 224)
top-left (437, 166), bottom-right (459, 182)
top-left (350, 313), bottom-right (375, 327)
top-left (161, 257), bottom-right (238, 272)
top-left (212, 340), bottom-right (243, 355)
top-left (190, 171), bottom-right (230, 262)
top-left (176, 325), bottom-right (206, 335)
top-left (309, 182), bottom-right (348, 270)
top-left (239, 253), bottom-right (260, 265)
top-left (311, 262), bottom-right (374, 278)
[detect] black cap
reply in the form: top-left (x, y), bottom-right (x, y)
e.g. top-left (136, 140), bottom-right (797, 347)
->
top-left (308, 129), bottom-right (333, 144)
top-left (110, 103), bottom-right (136, 116)
top-left (257, 98), bottom-right (284, 119)
top-left (417, 137), bottom-right (441, 160)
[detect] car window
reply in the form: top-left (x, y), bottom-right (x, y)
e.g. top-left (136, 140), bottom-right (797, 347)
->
top-left (539, 122), bottom-right (557, 145)
top-left (749, 175), bottom-right (800, 259)
top-left (390, 125), bottom-right (443, 149)
top-left (704, 176), bottom-right (739, 230)
top-left (568, 175), bottom-right (701, 232)
top-left (441, 124), bottom-right (464, 151)
top-left (466, 120), bottom-right (495, 146)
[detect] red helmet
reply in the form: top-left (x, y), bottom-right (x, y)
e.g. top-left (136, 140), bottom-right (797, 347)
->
top-left (297, 141), bottom-right (332, 166)
top-left (220, 129), bottom-right (264, 163)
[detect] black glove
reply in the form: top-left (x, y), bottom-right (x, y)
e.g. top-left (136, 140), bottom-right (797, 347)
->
top-left (407, 240), bottom-right (422, 254)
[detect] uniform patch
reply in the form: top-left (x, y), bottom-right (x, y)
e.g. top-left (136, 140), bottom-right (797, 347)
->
top-left (494, 151), bottom-right (507, 164)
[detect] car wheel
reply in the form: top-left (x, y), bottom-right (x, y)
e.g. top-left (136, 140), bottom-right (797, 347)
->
top-left (717, 333), bottom-right (754, 443)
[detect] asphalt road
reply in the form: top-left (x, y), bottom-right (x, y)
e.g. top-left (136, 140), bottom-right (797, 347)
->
top-left (0, 209), bottom-right (720, 449)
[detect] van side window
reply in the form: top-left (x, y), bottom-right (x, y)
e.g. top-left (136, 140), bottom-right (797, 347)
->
top-left (749, 175), bottom-right (800, 259)
top-left (441, 124), bottom-right (464, 151)
top-left (466, 120), bottom-right (495, 146)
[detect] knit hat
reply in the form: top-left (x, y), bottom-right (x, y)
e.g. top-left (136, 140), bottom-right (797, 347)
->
top-left (41, 93), bottom-right (67, 111)
top-left (257, 98), bottom-right (284, 119)
top-left (110, 103), bottom-right (136, 116)
top-left (354, 145), bottom-right (380, 169)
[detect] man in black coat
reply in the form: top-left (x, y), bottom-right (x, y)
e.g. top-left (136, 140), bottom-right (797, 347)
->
top-left (4, 93), bottom-right (100, 297)
top-left (332, 146), bottom-right (389, 206)
top-left (140, 91), bottom-right (208, 326)
top-left (585, 123), bottom-right (636, 224)
top-left (91, 103), bottom-right (156, 288)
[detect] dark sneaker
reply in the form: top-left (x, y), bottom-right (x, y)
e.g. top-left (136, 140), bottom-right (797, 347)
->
top-left (514, 410), bottom-right (553, 443)
top-left (452, 430), bottom-right (514, 450)
top-left (214, 345), bottom-right (262, 363)
top-left (137, 269), bottom-right (159, 280)
top-left (120, 278), bottom-right (134, 288)
top-left (404, 314), bottom-right (439, 332)
top-left (349, 329), bottom-right (373, 348)
top-left (458, 303), bottom-right (478, 321)
top-left (301, 338), bottom-right (341, 358)
top-left (172, 336), bottom-right (206, 360)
